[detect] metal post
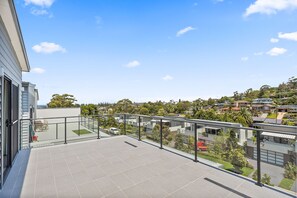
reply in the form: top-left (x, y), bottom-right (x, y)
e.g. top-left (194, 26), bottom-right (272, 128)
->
top-left (138, 116), bottom-right (141, 141)
top-left (97, 116), bottom-right (100, 139)
top-left (78, 116), bottom-right (81, 136)
top-left (93, 117), bottom-right (95, 132)
top-left (56, 123), bottom-right (58, 139)
top-left (64, 117), bottom-right (67, 144)
top-left (124, 114), bottom-right (126, 135)
top-left (256, 130), bottom-right (262, 186)
top-left (160, 119), bottom-right (163, 149)
top-left (194, 123), bottom-right (198, 162)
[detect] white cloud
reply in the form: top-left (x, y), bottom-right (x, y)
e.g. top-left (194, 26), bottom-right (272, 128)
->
top-left (241, 57), bottom-right (249, 61)
top-left (124, 60), bottom-right (140, 68)
top-left (31, 67), bottom-right (45, 74)
top-left (31, 8), bottom-right (49, 16)
top-left (270, 38), bottom-right (279, 43)
top-left (278, 31), bottom-right (297, 41)
top-left (176, 26), bottom-right (195, 37)
top-left (25, 0), bottom-right (55, 7)
top-left (162, 75), bottom-right (173, 81)
top-left (32, 42), bottom-right (66, 54)
top-left (266, 47), bottom-right (287, 56)
top-left (244, 0), bottom-right (297, 17)
top-left (254, 52), bottom-right (264, 56)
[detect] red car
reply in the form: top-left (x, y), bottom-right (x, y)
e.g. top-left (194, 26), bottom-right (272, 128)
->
top-left (197, 141), bottom-right (207, 151)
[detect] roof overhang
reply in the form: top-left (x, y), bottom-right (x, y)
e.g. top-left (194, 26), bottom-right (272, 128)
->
top-left (0, 0), bottom-right (30, 72)
top-left (262, 132), bottom-right (296, 140)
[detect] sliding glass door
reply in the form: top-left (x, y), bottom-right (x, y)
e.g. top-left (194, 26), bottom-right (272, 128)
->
top-left (3, 77), bottom-right (19, 180)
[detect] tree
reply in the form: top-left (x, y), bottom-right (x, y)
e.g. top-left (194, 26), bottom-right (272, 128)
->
top-left (139, 107), bottom-right (149, 115)
top-left (157, 108), bottom-right (167, 116)
top-left (229, 149), bottom-right (247, 173)
top-left (81, 104), bottom-right (98, 115)
top-left (47, 94), bottom-right (77, 108)
top-left (152, 124), bottom-right (160, 142)
top-left (175, 133), bottom-right (184, 150)
top-left (114, 99), bottom-right (134, 113)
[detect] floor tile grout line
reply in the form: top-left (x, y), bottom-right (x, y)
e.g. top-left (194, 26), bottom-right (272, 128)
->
top-left (226, 179), bottom-right (246, 198)
top-left (164, 173), bottom-right (207, 197)
top-left (62, 152), bottom-right (82, 198)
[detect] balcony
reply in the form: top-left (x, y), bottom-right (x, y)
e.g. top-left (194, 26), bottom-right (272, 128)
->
top-left (1, 114), bottom-right (296, 197)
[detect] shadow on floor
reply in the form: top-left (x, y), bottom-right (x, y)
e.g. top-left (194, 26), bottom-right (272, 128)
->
top-left (0, 149), bottom-right (31, 197)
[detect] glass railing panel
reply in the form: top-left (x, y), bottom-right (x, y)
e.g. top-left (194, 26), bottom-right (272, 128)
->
top-left (30, 117), bottom-right (65, 146)
top-left (66, 116), bottom-right (97, 141)
top-left (125, 114), bottom-right (138, 138)
top-left (254, 130), bottom-right (297, 193)
top-left (196, 124), bottom-right (256, 179)
top-left (98, 114), bottom-right (120, 137)
top-left (141, 116), bottom-right (160, 146)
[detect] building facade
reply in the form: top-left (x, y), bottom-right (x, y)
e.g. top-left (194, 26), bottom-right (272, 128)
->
top-left (0, 0), bottom-right (30, 188)
top-left (21, 82), bottom-right (38, 148)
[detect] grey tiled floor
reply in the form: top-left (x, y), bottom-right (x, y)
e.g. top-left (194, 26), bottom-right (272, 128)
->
top-left (0, 136), bottom-right (296, 198)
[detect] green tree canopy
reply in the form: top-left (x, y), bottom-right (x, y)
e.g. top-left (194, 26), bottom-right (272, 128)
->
top-left (48, 94), bottom-right (77, 108)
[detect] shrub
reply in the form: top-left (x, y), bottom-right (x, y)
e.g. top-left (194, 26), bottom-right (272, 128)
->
top-left (261, 174), bottom-right (273, 186)
top-left (284, 162), bottom-right (297, 180)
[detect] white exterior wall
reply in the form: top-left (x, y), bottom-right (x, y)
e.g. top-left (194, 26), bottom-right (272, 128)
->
top-left (36, 108), bottom-right (81, 118)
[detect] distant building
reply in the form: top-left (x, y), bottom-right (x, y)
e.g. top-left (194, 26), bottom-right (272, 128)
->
top-left (214, 102), bottom-right (230, 109)
top-left (252, 98), bottom-right (274, 112)
top-left (253, 117), bottom-right (282, 125)
top-left (246, 123), bottom-right (297, 166)
top-left (21, 82), bottom-right (39, 147)
top-left (22, 82), bottom-right (39, 120)
top-left (277, 105), bottom-right (297, 113)
top-left (232, 100), bottom-right (251, 108)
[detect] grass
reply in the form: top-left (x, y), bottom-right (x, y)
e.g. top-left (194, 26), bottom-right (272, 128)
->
top-left (278, 178), bottom-right (295, 190)
top-left (197, 152), bottom-right (254, 177)
top-left (241, 167), bottom-right (254, 177)
top-left (267, 113), bottom-right (277, 119)
top-left (73, 129), bottom-right (92, 135)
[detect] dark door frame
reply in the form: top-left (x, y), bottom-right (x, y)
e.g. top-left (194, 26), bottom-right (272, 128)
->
top-left (3, 76), bottom-right (12, 181)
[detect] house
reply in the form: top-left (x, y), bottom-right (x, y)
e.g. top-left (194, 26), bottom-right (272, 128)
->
top-left (0, 0), bottom-right (30, 188)
top-left (193, 120), bottom-right (253, 146)
top-left (252, 98), bottom-right (274, 113)
top-left (21, 82), bottom-right (38, 147)
top-left (214, 102), bottom-right (230, 110)
top-left (277, 105), bottom-right (297, 113)
top-left (232, 100), bottom-right (251, 108)
top-left (253, 117), bottom-right (282, 125)
top-left (246, 123), bottom-right (297, 166)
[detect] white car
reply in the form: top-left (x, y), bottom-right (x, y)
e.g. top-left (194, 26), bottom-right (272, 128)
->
top-left (109, 127), bottom-right (119, 135)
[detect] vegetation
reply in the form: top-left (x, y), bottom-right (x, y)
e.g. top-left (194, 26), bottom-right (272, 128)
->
top-left (197, 152), bottom-right (253, 176)
top-left (73, 129), bottom-right (91, 135)
top-left (266, 113), bottom-right (277, 119)
top-left (252, 171), bottom-right (274, 186)
top-left (48, 94), bottom-right (78, 108)
top-left (284, 162), bottom-right (297, 180)
top-left (47, 78), bottom-right (297, 126)
top-left (201, 130), bottom-right (254, 176)
top-left (278, 178), bottom-right (295, 190)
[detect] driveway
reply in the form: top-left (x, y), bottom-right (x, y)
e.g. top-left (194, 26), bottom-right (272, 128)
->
top-left (248, 158), bottom-right (284, 186)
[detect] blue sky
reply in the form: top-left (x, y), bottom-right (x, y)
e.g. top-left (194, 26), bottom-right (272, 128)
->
top-left (16, 0), bottom-right (297, 104)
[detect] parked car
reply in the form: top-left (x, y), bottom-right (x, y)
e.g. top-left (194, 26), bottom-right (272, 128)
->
top-left (197, 141), bottom-right (207, 151)
top-left (109, 127), bottom-right (120, 135)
